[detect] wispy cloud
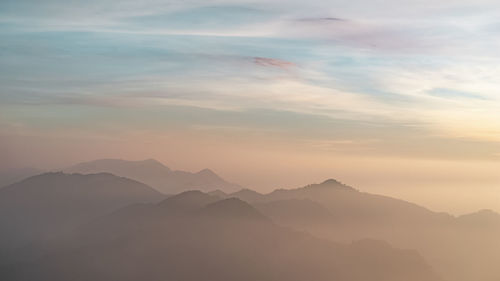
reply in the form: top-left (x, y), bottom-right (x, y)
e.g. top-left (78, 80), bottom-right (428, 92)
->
top-left (2, 0), bottom-right (500, 160)
top-left (253, 57), bottom-right (296, 69)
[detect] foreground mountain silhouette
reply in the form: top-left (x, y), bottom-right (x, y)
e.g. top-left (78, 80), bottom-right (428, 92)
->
top-left (65, 159), bottom-right (240, 194)
top-left (0, 172), bottom-right (163, 264)
top-left (3, 191), bottom-right (442, 281)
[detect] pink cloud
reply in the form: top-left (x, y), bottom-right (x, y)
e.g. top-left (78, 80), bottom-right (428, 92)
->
top-left (253, 57), bottom-right (296, 69)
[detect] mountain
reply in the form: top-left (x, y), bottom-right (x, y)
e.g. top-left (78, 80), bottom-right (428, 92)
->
top-left (254, 199), bottom-right (334, 228)
top-left (230, 188), bottom-right (267, 202)
top-left (0, 167), bottom-right (43, 188)
top-left (231, 179), bottom-right (443, 225)
top-left (157, 190), bottom-right (221, 212)
top-left (0, 172), bottom-right (163, 264)
top-left (198, 198), bottom-right (269, 221)
top-left (457, 209), bottom-right (500, 228)
top-left (65, 159), bottom-right (241, 194)
top-left (207, 189), bottom-right (228, 197)
top-left (229, 179), bottom-right (500, 281)
top-left (2, 191), bottom-right (442, 281)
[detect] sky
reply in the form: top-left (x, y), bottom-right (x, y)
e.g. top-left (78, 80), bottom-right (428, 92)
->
top-left (1, 0), bottom-right (499, 214)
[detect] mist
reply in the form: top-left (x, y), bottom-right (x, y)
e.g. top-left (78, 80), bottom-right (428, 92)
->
top-left (1, 0), bottom-right (500, 280)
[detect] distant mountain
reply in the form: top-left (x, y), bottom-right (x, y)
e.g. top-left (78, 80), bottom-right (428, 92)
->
top-left (3, 191), bottom-right (441, 281)
top-left (230, 179), bottom-right (442, 225)
top-left (207, 189), bottom-right (228, 197)
top-left (254, 199), bottom-right (334, 228)
top-left (199, 198), bottom-right (269, 221)
top-left (229, 179), bottom-right (500, 281)
top-left (65, 159), bottom-right (241, 194)
top-left (0, 172), bottom-right (163, 264)
top-left (230, 188), bottom-right (267, 202)
top-left (457, 209), bottom-right (500, 228)
top-left (157, 190), bottom-right (221, 212)
top-left (0, 167), bottom-right (43, 188)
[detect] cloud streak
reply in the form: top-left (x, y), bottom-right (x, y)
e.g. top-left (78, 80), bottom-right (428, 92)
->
top-left (1, 0), bottom-right (500, 162)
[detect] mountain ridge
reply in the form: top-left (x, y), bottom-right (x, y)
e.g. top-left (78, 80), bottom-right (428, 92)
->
top-left (0, 171), bottom-right (164, 264)
top-left (64, 158), bottom-right (241, 194)
top-left (2, 190), bottom-right (442, 281)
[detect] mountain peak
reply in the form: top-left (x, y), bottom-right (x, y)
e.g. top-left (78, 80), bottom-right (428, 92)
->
top-left (476, 209), bottom-right (499, 216)
top-left (12, 172), bottom-right (160, 192)
top-left (230, 188), bottom-right (266, 202)
top-left (208, 189), bottom-right (228, 197)
top-left (158, 190), bottom-right (220, 212)
top-left (234, 188), bottom-right (262, 195)
top-left (458, 209), bottom-right (500, 226)
top-left (304, 178), bottom-right (356, 191)
top-left (200, 198), bottom-right (268, 221)
top-left (140, 158), bottom-right (168, 167)
top-left (321, 179), bottom-right (341, 185)
top-left (196, 168), bottom-right (218, 177)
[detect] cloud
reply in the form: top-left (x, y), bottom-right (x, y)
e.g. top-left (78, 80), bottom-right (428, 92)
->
top-left (427, 88), bottom-right (488, 100)
top-left (2, 0), bottom-right (500, 146)
top-left (296, 17), bottom-right (345, 22)
top-left (253, 57), bottom-right (296, 69)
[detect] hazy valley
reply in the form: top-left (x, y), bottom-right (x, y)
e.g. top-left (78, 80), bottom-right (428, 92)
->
top-left (0, 159), bottom-right (498, 281)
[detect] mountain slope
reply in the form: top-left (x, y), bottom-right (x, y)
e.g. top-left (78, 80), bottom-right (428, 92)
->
top-left (0, 172), bottom-right (163, 264)
top-left (230, 179), bottom-right (500, 281)
top-left (231, 179), bottom-right (444, 225)
top-left (65, 159), bottom-right (241, 194)
top-left (254, 199), bottom-right (335, 228)
top-left (457, 209), bottom-right (500, 228)
top-left (0, 167), bottom-right (43, 188)
top-left (3, 192), bottom-right (442, 281)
